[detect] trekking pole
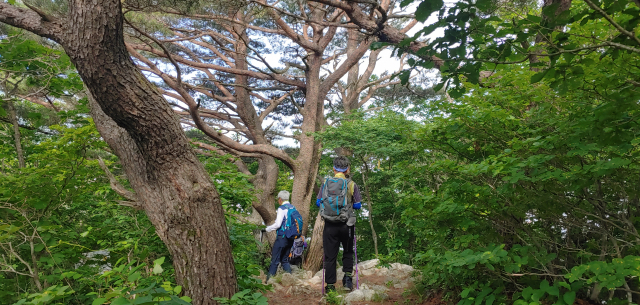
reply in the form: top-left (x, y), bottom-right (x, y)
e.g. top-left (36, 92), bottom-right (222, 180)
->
top-left (354, 226), bottom-right (359, 290)
top-left (322, 254), bottom-right (325, 295)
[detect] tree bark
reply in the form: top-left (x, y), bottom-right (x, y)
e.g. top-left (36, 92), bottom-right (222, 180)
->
top-left (5, 101), bottom-right (25, 168)
top-left (303, 212), bottom-right (325, 273)
top-left (290, 53), bottom-right (324, 232)
top-left (250, 156), bottom-right (279, 247)
top-left (0, 1), bottom-right (239, 302)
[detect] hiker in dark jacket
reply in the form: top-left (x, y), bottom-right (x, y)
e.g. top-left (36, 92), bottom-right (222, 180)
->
top-left (263, 190), bottom-right (296, 280)
top-left (316, 156), bottom-right (362, 291)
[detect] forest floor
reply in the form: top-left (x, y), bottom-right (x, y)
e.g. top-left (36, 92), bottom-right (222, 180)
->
top-left (261, 259), bottom-right (445, 305)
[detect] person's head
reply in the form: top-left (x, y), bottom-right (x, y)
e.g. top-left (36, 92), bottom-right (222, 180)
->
top-left (333, 156), bottom-right (351, 175)
top-left (277, 190), bottom-right (290, 204)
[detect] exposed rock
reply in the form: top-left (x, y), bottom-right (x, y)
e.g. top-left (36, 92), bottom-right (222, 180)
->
top-left (357, 259), bottom-right (379, 270)
top-left (343, 289), bottom-right (366, 303)
top-left (394, 282), bottom-right (409, 289)
top-left (360, 268), bottom-right (375, 276)
top-left (304, 276), bottom-right (323, 286)
top-left (272, 283), bottom-right (283, 291)
top-left (371, 284), bottom-right (390, 293)
top-left (343, 287), bottom-right (388, 304)
top-left (281, 272), bottom-right (299, 287)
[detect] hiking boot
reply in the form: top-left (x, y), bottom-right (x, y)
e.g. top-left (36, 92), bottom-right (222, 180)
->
top-left (325, 284), bottom-right (336, 293)
top-left (342, 275), bottom-right (353, 291)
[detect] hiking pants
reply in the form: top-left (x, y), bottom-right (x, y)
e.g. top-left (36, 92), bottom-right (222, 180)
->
top-left (268, 235), bottom-right (293, 276)
top-left (323, 222), bottom-right (354, 285)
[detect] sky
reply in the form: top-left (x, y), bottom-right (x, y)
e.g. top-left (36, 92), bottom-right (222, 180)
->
top-left (146, 4), bottom-right (447, 149)
top-left (267, 11), bottom-right (445, 148)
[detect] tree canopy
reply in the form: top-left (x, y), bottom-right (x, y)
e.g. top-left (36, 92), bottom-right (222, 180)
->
top-left (0, 0), bottom-right (640, 303)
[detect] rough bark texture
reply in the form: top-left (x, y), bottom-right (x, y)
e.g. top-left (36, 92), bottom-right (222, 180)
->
top-left (0, 1), bottom-right (239, 302)
top-left (304, 212), bottom-right (325, 273)
top-left (250, 156), bottom-right (279, 246)
top-left (88, 89), bottom-right (236, 302)
top-left (71, 3), bottom-right (237, 300)
top-left (291, 52), bottom-right (324, 233)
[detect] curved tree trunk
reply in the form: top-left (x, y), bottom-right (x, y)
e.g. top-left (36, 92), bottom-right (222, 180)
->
top-left (0, 0), bottom-right (238, 302)
top-left (290, 53), bottom-right (324, 232)
top-left (250, 156), bottom-right (279, 246)
top-left (72, 3), bottom-right (237, 300)
top-left (303, 213), bottom-right (325, 273)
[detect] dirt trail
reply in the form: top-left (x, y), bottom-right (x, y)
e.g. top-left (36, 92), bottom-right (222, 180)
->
top-left (260, 259), bottom-right (436, 305)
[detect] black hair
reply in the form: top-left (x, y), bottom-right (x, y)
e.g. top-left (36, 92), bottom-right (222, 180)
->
top-left (333, 156), bottom-right (350, 170)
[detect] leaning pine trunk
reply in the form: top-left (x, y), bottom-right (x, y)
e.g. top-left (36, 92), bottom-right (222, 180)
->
top-left (0, 0), bottom-right (241, 301)
top-left (304, 213), bottom-right (325, 273)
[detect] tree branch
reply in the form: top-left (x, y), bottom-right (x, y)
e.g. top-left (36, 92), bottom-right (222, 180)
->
top-left (98, 157), bottom-right (139, 203)
top-left (0, 3), bottom-right (62, 42)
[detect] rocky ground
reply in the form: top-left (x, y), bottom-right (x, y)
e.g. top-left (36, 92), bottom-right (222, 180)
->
top-left (257, 259), bottom-right (431, 305)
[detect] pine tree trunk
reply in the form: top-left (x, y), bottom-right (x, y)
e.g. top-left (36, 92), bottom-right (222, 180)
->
top-left (88, 89), bottom-right (236, 303)
top-left (0, 0), bottom-right (241, 301)
top-left (250, 156), bottom-right (279, 247)
top-left (303, 213), bottom-right (325, 273)
top-left (5, 101), bottom-right (25, 168)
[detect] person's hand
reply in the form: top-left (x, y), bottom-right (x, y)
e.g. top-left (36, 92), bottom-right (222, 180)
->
top-left (261, 228), bottom-right (267, 233)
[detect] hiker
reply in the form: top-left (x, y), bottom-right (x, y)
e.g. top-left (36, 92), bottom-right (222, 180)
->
top-left (262, 190), bottom-right (303, 280)
top-left (287, 236), bottom-right (307, 267)
top-left (317, 156), bottom-right (362, 292)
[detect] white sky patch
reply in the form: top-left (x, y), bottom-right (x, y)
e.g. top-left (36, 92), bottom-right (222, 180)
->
top-left (138, 7), bottom-right (446, 149)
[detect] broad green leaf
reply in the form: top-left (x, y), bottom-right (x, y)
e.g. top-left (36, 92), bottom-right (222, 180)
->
top-left (563, 291), bottom-right (576, 304)
top-left (415, 0), bottom-right (444, 21)
top-left (92, 298), bottom-right (107, 305)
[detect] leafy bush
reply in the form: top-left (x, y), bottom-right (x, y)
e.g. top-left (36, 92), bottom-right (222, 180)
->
top-left (213, 290), bottom-right (268, 305)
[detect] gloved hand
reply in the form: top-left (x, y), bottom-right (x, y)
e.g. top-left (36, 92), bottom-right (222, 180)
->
top-left (260, 228), bottom-right (267, 233)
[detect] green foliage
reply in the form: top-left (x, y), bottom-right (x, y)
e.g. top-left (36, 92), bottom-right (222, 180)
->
top-left (319, 54), bottom-right (640, 301)
top-left (401, 0), bottom-right (640, 97)
top-left (82, 257), bottom-right (192, 305)
top-left (0, 33), bottom-right (266, 304)
top-left (213, 289), bottom-right (268, 305)
top-left (324, 290), bottom-right (343, 305)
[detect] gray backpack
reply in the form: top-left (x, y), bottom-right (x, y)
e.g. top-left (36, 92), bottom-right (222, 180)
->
top-left (320, 177), bottom-right (353, 223)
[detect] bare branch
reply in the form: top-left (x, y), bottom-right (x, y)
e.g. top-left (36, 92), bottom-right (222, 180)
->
top-left (98, 157), bottom-right (139, 204)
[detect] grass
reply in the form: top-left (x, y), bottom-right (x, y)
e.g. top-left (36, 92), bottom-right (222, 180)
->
top-left (325, 290), bottom-right (343, 305)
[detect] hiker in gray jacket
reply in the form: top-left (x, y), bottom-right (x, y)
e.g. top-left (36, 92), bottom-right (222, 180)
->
top-left (316, 156), bottom-right (362, 291)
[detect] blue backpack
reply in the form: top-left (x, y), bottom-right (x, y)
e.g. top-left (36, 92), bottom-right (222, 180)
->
top-left (279, 204), bottom-right (304, 239)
